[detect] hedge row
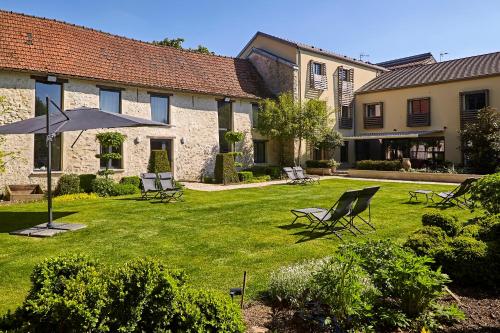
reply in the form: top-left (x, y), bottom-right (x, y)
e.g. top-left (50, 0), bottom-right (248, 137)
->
top-left (356, 160), bottom-right (402, 171)
top-left (214, 153), bottom-right (239, 184)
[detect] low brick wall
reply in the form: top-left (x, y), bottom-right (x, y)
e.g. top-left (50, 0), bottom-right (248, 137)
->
top-left (306, 167), bottom-right (333, 176)
top-left (348, 169), bottom-right (481, 183)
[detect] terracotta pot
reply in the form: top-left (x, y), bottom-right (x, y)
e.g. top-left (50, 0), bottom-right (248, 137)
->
top-left (402, 158), bottom-right (412, 171)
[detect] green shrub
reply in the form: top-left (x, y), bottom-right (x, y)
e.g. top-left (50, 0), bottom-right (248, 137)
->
top-left (237, 171), bottom-right (253, 182)
top-left (54, 193), bottom-right (99, 202)
top-left (434, 236), bottom-right (490, 286)
top-left (79, 174), bottom-right (97, 193)
top-left (55, 174), bottom-right (81, 195)
top-left (404, 226), bottom-right (448, 256)
top-left (422, 212), bottom-right (461, 236)
top-left (356, 160), bottom-right (402, 171)
top-left (312, 254), bottom-right (378, 330)
top-left (245, 165), bottom-right (281, 179)
top-left (476, 214), bottom-right (500, 241)
top-left (214, 153), bottom-right (239, 184)
top-left (268, 258), bottom-right (328, 308)
top-left (305, 159), bottom-right (338, 168)
top-left (120, 176), bottom-right (141, 188)
top-left (111, 183), bottom-right (140, 196)
top-left (174, 288), bottom-right (245, 332)
top-left (460, 224), bottom-right (481, 239)
top-left (148, 150), bottom-right (171, 173)
top-left (106, 259), bottom-right (184, 332)
top-left (471, 173), bottom-right (500, 214)
top-left (91, 178), bottom-right (116, 197)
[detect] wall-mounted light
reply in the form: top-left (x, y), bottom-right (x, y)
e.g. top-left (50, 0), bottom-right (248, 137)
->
top-left (443, 126), bottom-right (447, 130)
top-left (47, 75), bottom-right (57, 82)
top-left (180, 137), bottom-right (185, 144)
top-left (224, 97), bottom-right (231, 102)
top-left (134, 136), bottom-right (141, 145)
top-left (393, 129), bottom-right (397, 132)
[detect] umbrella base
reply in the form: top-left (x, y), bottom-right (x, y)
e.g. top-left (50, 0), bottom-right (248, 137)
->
top-left (10, 222), bottom-right (87, 237)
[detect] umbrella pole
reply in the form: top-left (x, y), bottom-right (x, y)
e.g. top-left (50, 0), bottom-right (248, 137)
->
top-left (46, 97), bottom-right (54, 229)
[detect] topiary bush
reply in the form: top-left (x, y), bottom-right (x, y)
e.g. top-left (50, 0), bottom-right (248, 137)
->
top-left (148, 150), bottom-right (171, 173)
top-left (214, 153), bottom-right (239, 184)
top-left (111, 183), bottom-right (140, 196)
top-left (422, 212), bottom-right (461, 237)
top-left (174, 288), bottom-right (245, 332)
top-left (55, 174), bottom-right (81, 195)
top-left (237, 171), bottom-right (253, 182)
top-left (471, 173), bottom-right (500, 214)
top-left (120, 176), bottom-right (141, 188)
top-left (91, 178), bottom-right (116, 197)
top-left (79, 174), bottom-right (97, 193)
top-left (356, 160), bottom-right (402, 171)
top-left (404, 226), bottom-right (448, 256)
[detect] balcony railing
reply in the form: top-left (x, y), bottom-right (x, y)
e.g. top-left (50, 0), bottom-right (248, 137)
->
top-left (364, 116), bottom-right (383, 129)
top-left (407, 113), bottom-right (430, 127)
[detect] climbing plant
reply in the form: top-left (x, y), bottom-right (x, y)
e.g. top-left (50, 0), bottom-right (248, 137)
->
top-left (95, 132), bottom-right (126, 178)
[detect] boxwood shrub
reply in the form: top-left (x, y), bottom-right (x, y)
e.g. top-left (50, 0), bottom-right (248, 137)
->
top-left (111, 183), bottom-right (139, 196)
top-left (148, 150), bottom-right (171, 173)
top-left (356, 160), bottom-right (402, 171)
top-left (237, 171), bottom-right (253, 182)
top-left (55, 174), bottom-right (81, 195)
top-left (91, 178), bottom-right (116, 197)
top-left (245, 165), bottom-right (281, 179)
top-left (79, 174), bottom-right (97, 193)
top-left (214, 153), bottom-right (239, 184)
top-left (422, 212), bottom-right (461, 237)
top-left (404, 226), bottom-right (448, 256)
top-left (305, 160), bottom-right (336, 168)
top-left (471, 172), bottom-right (500, 214)
top-left (120, 176), bottom-right (141, 188)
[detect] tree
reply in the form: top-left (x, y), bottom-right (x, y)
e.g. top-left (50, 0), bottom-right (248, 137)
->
top-left (257, 92), bottom-right (330, 165)
top-left (152, 37), bottom-right (214, 54)
top-left (95, 132), bottom-right (126, 178)
top-left (319, 129), bottom-right (344, 160)
top-left (459, 107), bottom-right (500, 174)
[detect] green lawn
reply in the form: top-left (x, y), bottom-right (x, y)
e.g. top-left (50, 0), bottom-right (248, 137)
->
top-left (0, 178), bottom-right (472, 314)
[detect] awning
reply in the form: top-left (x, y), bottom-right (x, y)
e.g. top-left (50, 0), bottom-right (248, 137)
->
top-left (344, 130), bottom-right (444, 140)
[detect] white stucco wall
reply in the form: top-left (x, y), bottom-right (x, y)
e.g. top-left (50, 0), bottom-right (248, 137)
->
top-left (0, 71), bottom-right (257, 191)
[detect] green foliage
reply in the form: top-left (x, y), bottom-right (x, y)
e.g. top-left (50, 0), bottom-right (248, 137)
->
top-left (356, 159), bottom-right (402, 171)
top-left (459, 107), bottom-right (500, 174)
top-left (120, 176), bottom-right (141, 188)
top-left (305, 159), bottom-right (339, 168)
top-left (471, 173), bottom-right (500, 214)
top-left (214, 153), bottom-right (239, 184)
top-left (318, 129), bottom-right (344, 158)
top-left (152, 37), bottom-right (214, 54)
top-left (55, 174), bottom-right (81, 195)
top-left (91, 178), bottom-right (116, 197)
top-left (237, 171), bottom-right (253, 182)
top-left (2, 255), bottom-right (244, 332)
top-left (404, 226), bottom-right (448, 256)
top-left (475, 213), bottom-right (500, 241)
top-left (96, 132), bottom-right (126, 178)
top-left (224, 131), bottom-right (244, 144)
top-left (257, 92), bottom-right (330, 165)
top-left (174, 288), bottom-right (245, 332)
top-left (460, 224), bottom-right (481, 239)
top-left (112, 183), bottom-right (140, 196)
top-left (79, 174), bottom-right (97, 193)
top-left (422, 212), bottom-right (461, 237)
top-left (312, 254), bottom-right (378, 330)
top-left (53, 193), bottom-right (99, 202)
top-left (148, 150), bottom-right (171, 173)
top-left (245, 165), bottom-right (281, 179)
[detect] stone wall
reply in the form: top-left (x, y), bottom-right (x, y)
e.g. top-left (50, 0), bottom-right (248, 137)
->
top-left (0, 71), bottom-right (257, 192)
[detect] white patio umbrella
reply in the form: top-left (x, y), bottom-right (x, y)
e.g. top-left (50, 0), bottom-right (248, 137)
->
top-left (0, 97), bottom-right (168, 229)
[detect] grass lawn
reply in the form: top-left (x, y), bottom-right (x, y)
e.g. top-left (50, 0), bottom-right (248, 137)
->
top-left (0, 178), bottom-right (475, 314)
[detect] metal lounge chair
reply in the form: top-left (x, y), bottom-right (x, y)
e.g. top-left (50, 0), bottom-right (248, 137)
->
top-left (140, 173), bottom-right (160, 200)
top-left (158, 172), bottom-right (184, 203)
top-left (347, 186), bottom-right (380, 233)
top-left (435, 178), bottom-right (477, 209)
top-left (306, 190), bottom-right (360, 240)
top-left (293, 166), bottom-right (320, 184)
top-left (283, 167), bottom-right (304, 184)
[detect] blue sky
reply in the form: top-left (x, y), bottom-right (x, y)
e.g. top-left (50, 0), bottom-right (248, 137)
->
top-left (1, 0), bottom-right (499, 63)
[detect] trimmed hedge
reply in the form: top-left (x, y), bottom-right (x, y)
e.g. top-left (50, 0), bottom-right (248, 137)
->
top-left (245, 165), bottom-right (281, 179)
top-left (214, 153), bottom-right (239, 184)
top-left (148, 150), bottom-right (171, 173)
top-left (112, 183), bottom-right (140, 196)
top-left (356, 160), bottom-right (402, 171)
top-left (305, 160), bottom-right (338, 168)
top-left (55, 174), bottom-right (80, 195)
top-left (91, 178), bottom-right (116, 197)
top-left (404, 226), bottom-right (448, 256)
top-left (237, 171), bottom-right (253, 182)
top-left (0, 255), bottom-right (245, 333)
top-left (471, 172), bottom-right (500, 214)
top-left (79, 174), bottom-right (97, 193)
top-left (120, 176), bottom-right (141, 188)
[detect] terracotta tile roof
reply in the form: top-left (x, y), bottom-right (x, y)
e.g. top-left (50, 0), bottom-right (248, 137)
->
top-left (357, 52), bottom-right (500, 94)
top-left (238, 32), bottom-right (388, 72)
top-left (0, 10), bottom-right (270, 99)
top-left (376, 52), bottom-right (436, 70)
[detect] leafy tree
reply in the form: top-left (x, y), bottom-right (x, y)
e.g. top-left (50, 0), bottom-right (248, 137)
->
top-left (319, 129), bottom-right (344, 159)
top-left (257, 92), bottom-right (330, 165)
top-left (459, 107), bottom-right (500, 174)
top-left (95, 132), bottom-right (126, 178)
top-left (152, 37), bottom-right (214, 54)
